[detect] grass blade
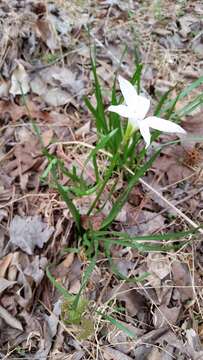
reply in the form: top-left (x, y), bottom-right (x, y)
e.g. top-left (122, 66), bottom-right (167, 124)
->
top-left (96, 311), bottom-right (136, 339)
top-left (101, 149), bottom-right (161, 228)
top-left (50, 168), bottom-right (81, 233)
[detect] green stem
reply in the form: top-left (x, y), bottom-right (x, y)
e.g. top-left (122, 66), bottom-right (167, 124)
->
top-left (87, 152), bottom-right (120, 215)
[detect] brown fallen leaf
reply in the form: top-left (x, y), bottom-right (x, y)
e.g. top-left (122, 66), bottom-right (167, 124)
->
top-left (43, 87), bottom-right (71, 107)
top-left (147, 348), bottom-right (162, 360)
top-left (24, 256), bottom-right (47, 285)
top-left (108, 321), bottom-right (144, 354)
top-left (41, 129), bottom-right (53, 147)
top-left (171, 261), bottom-right (193, 302)
top-left (36, 16), bottom-right (59, 51)
top-left (153, 115), bottom-right (203, 185)
top-left (183, 113), bottom-right (203, 135)
top-left (0, 99), bottom-right (72, 126)
top-left (30, 65), bottom-right (84, 107)
top-left (102, 347), bottom-right (133, 360)
top-left (126, 210), bottom-right (165, 235)
top-left (147, 253), bottom-right (171, 280)
top-left (0, 278), bottom-right (16, 295)
top-left (0, 304), bottom-right (23, 331)
top-left (9, 61), bottom-right (30, 96)
top-left (159, 328), bottom-right (203, 359)
top-left (152, 145), bottom-right (194, 184)
top-left (110, 283), bottom-right (148, 317)
top-left (9, 215), bottom-right (54, 255)
top-left (53, 253), bottom-right (75, 278)
top-left (179, 14), bottom-right (201, 38)
top-left (81, 214), bottom-right (105, 231)
top-left (153, 303), bottom-right (181, 328)
top-left (0, 79), bottom-right (10, 97)
top-left (3, 139), bottom-right (42, 185)
top-left (0, 253), bottom-right (13, 277)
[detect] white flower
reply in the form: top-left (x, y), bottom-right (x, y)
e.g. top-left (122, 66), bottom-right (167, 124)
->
top-left (108, 76), bottom-right (186, 148)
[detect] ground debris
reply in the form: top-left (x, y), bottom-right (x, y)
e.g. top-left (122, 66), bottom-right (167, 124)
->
top-left (9, 215), bottom-right (54, 255)
top-left (0, 0), bottom-right (203, 358)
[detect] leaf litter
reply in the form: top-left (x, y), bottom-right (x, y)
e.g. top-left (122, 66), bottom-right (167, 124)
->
top-left (0, 0), bottom-right (203, 359)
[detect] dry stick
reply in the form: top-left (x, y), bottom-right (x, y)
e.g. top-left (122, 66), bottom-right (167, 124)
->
top-left (148, 185), bottom-right (203, 224)
top-left (0, 193), bottom-right (55, 210)
top-left (51, 141), bottom-right (203, 234)
top-left (191, 242), bottom-right (203, 320)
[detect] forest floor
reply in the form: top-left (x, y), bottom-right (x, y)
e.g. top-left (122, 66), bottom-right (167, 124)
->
top-left (0, 1), bottom-right (203, 359)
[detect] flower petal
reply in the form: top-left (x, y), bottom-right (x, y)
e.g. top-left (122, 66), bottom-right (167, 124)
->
top-left (145, 116), bottom-right (187, 134)
top-left (118, 76), bottom-right (151, 119)
top-left (135, 95), bottom-right (150, 119)
top-left (108, 104), bottom-right (133, 118)
top-left (128, 117), bottom-right (139, 130)
top-left (138, 120), bottom-right (151, 148)
top-left (118, 75), bottom-right (138, 108)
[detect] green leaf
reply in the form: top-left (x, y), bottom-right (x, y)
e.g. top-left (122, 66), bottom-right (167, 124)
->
top-left (51, 169), bottom-right (81, 233)
top-left (95, 227), bottom-right (199, 241)
top-left (101, 149), bottom-right (161, 228)
top-left (82, 128), bottom-right (118, 176)
top-left (73, 255), bottom-right (97, 310)
top-left (46, 266), bottom-right (73, 300)
top-left (90, 54), bottom-right (108, 134)
top-left (96, 311), bottom-right (136, 339)
top-left (162, 76), bottom-right (203, 114)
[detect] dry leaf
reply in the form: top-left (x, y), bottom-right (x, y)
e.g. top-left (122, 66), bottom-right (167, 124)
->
top-left (0, 304), bottom-right (23, 331)
top-left (107, 322), bottom-right (143, 354)
top-left (10, 61), bottom-right (30, 96)
top-left (147, 253), bottom-right (171, 280)
top-left (183, 114), bottom-right (203, 135)
top-left (30, 65), bottom-right (84, 106)
top-left (9, 215), bottom-right (54, 255)
top-left (43, 87), bottom-right (70, 107)
top-left (110, 284), bottom-right (147, 317)
top-left (126, 210), bottom-right (165, 235)
top-left (179, 14), bottom-right (201, 37)
top-left (171, 261), bottom-right (193, 302)
top-left (24, 256), bottom-right (47, 285)
top-left (153, 303), bottom-right (181, 328)
top-left (153, 145), bottom-right (193, 184)
top-left (102, 347), bottom-right (133, 360)
top-left (36, 17), bottom-right (59, 51)
top-left (0, 79), bottom-right (10, 97)
top-left (147, 348), bottom-right (162, 360)
top-left (3, 139), bottom-right (42, 181)
top-left (41, 129), bottom-right (53, 147)
top-left (0, 278), bottom-right (16, 295)
top-left (54, 253), bottom-right (75, 278)
top-left (0, 253), bottom-right (13, 278)
top-left (81, 214), bottom-right (105, 230)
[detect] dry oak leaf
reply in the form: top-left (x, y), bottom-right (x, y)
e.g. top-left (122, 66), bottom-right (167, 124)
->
top-left (3, 140), bottom-right (42, 180)
top-left (152, 145), bottom-right (193, 184)
top-left (0, 99), bottom-right (71, 125)
top-left (9, 215), bottom-right (54, 255)
top-left (0, 99), bottom-right (42, 122)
